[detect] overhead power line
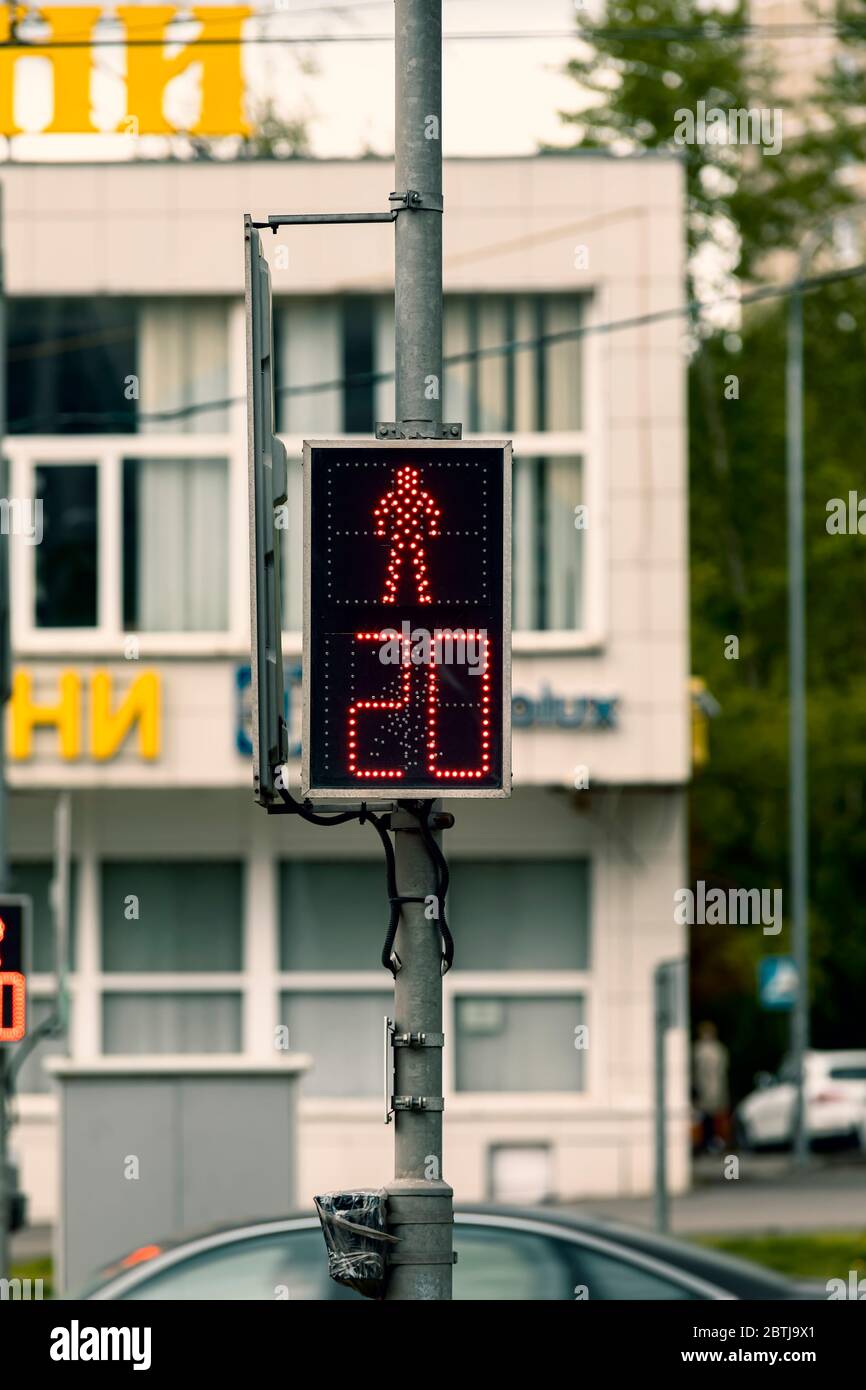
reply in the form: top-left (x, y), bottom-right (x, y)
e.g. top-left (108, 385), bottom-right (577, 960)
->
top-left (3, 20), bottom-right (866, 49)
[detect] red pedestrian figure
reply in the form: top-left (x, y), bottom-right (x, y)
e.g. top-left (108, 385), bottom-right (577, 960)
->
top-left (373, 465), bottom-right (442, 604)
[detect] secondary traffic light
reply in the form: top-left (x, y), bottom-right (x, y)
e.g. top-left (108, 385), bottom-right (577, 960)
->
top-left (0, 897), bottom-right (31, 1044)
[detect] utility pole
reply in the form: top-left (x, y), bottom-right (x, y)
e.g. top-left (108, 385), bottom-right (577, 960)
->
top-left (384, 0), bottom-right (454, 1300)
top-left (786, 272), bottom-right (810, 1169)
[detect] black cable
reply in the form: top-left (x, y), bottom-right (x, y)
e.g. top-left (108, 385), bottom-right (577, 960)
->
top-left (275, 783), bottom-right (360, 825)
top-left (366, 808), bottom-right (402, 976)
top-left (396, 800), bottom-right (454, 976)
top-left (274, 783), bottom-right (452, 976)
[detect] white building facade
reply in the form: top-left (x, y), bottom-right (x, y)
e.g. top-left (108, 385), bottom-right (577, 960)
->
top-left (2, 154), bottom-right (690, 1223)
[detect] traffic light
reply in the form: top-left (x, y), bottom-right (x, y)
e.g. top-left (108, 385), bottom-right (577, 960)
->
top-left (302, 440), bottom-right (512, 798)
top-left (245, 215), bottom-right (288, 806)
top-left (0, 897), bottom-right (31, 1044)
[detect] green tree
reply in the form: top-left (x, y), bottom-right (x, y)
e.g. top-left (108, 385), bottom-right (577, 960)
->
top-left (557, 1), bottom-right (866, 1095)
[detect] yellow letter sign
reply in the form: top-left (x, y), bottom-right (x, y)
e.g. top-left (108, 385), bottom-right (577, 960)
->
top-left (90, 671), bottom-right (160, 761)
top-left (0, 5), bottom-right (250, 136)
top-left (117, 6), bottom-right (251, 135)
top-left (8, 670), bottom-right (161, 761)
top-left (0, 7), bottom-right (102, 134)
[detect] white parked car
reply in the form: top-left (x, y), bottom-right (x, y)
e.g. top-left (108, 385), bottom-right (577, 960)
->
top-left (736, 1050), bottom-right (866, 1151)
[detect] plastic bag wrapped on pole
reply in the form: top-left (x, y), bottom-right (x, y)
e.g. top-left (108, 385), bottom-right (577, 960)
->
top-left (314, 1189), bottom-right (398, 1300)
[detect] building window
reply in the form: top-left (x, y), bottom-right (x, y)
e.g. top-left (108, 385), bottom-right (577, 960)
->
top-left (279, 992), bottom-right (391, 1097)
top-left (342, 297), bottom-right (376, 433)
top-left (513, 456), bottom-right (584, 632)
top-left (455, 995), bottom-right (586, 1093)
top-left (279, 861), bottom-right (387, 972)
top-left (6, 297), bottom-right (230, 436)
top-left (34, 464), bottom-right (98, 628)
top-left (274, 298), bottom-right (342, 435)
top-left (276, 292), bottom-right (588, 638)
top-left (102, 993), bottom-right (242, 1054)
top-left (135, 300), bottom-right (230, 435)
top-left (275, 292), bottom-right (584, 440)
top-left (7, 298), bottom-right (137, 435)
top-left (278, 857), bottom-right (590, 1100)
top-left (9, 860), bottom-right (78, 972)
top-left (443, 294), bottom-right (584, 433)
top-left (122, 457), bottom-right (229, 631)
top-left (281, 456), bottom-right (304, 632)
top-left (447, 860), bottom-right (589, 971)
top-left (101, 862), bottom-right (243, 972)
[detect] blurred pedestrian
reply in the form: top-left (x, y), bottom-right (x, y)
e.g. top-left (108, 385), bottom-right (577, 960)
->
top-left (693, 1021), bottom-right (730, 1152)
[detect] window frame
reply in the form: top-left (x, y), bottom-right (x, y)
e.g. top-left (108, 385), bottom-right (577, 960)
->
top-left (9, 299), bottom-right (249, 656)
top-left (275, 855), bottom-right (598, 1112)
top-left (9, 438), bottom-right (241, 655)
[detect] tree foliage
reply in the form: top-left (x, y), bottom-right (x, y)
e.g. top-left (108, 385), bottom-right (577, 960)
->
top-left (558, 0), bottom-right (866, 1097)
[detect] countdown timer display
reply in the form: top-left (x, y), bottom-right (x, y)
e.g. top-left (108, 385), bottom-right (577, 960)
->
top-left (0, 897), bottom-right (31, 1044)
top-left (302, 440), bottom-right (511, 798)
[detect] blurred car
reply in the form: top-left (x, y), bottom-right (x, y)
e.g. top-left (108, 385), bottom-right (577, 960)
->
top-left (80, 1207), bottom-right (811, 1301)
top-left (735, 1049), bottom-right (866, 1151)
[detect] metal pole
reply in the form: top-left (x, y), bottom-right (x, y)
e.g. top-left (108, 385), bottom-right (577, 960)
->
top-left (384, 0), bottom-right (453, 1300)
top-left (653, 964), bottom-right (669, 1234)
top-left (786, 282), bottom-right (810, 1168)
top-left (394, 0), bottom-right (443, 435)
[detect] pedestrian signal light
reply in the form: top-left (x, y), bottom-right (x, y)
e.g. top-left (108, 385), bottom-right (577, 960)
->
top-left (302, 440), bottom-right (511, 798)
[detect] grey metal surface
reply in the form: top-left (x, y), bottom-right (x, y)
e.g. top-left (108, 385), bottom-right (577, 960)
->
top-left (385, 804), bottom-right (453, 1299)
top-left (383, 0), bottom-right (453, 1301)
top-left (53, 1065), bottom-right (304, 1293)
top-left (245, 214), bottom-right (288, 806)
top-left (394, 0), bottom-right (443, 436)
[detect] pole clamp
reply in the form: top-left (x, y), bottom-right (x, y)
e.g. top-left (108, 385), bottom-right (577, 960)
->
top-left (375, 422), bottom-right (463, 440)
top-left (392, 1031), bottom-right (445, 1049)
top-left (392, 1096), bottom-right (445, 1112)
top-left (389, 188), bottom-right (444, 213)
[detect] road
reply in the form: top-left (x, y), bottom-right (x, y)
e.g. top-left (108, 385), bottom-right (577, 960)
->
top-left (561, 1151), bottom-right (866, 1235)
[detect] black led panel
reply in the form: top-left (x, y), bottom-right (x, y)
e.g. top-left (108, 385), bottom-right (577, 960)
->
top-left (302, 440), bottom-right (511, 799)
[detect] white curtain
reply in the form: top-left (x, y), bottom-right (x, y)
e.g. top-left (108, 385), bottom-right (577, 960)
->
top-left (477, 296), bottom-right (510, 432)
top-left (133, 457), bottom-right (228, 631)
top-left (277, 297), bottom-right (341, 434)
top-left (544, 295), bottom-right (583, 432)
top-left (374, 297), bottom-right (396, 424)
top-left (443, 296), bottom-right (472, 425)
top-left (282, 455), bottom-right (304, 631)
top-left (103, 995), bottom-right (241, 1054)
top-left (545, 456), bottom-right (584, 631)
top-left (137, 300), bottom-right (229, 434)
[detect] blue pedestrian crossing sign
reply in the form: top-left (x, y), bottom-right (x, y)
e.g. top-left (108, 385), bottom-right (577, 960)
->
top-left (758, 956), bottom-right (799, 1011)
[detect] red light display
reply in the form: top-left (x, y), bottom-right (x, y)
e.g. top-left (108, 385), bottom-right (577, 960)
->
top-left (373, 465), bottom-right (440, 605)
top-left (304, 441), bottom-right (511, 798)
top-left (0, 901), bottom-right (29, 1044)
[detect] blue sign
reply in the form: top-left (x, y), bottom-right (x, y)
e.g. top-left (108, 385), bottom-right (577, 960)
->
top-left (236, 663), bottom-right (303, 760)
top-left (511, 687), bottom-right (618, 731)
top-left (758, 956), bottom-right (799, 1011)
